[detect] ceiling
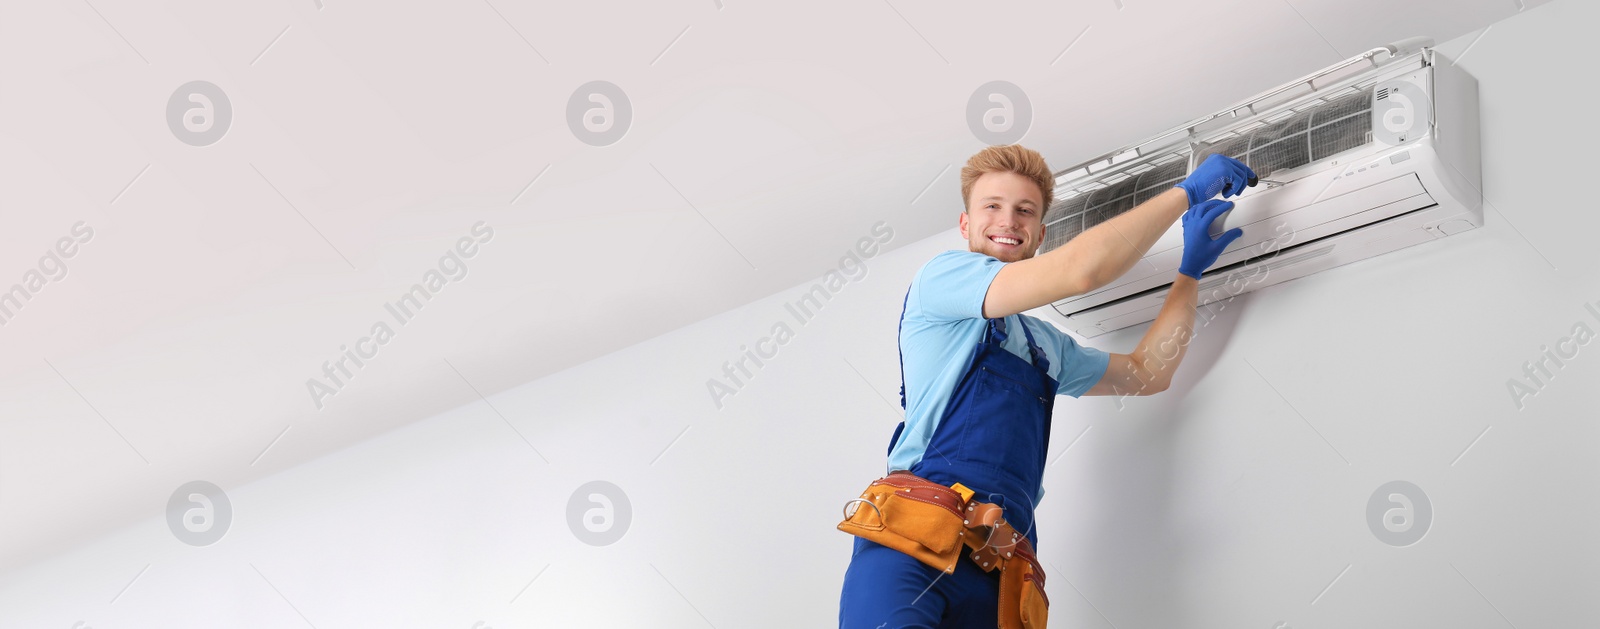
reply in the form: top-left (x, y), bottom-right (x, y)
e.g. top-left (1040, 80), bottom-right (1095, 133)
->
top-left (0, 0), bottom-right (1543, 572)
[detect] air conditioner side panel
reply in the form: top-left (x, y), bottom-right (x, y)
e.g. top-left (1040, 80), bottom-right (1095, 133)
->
top-left (1428, 49), bottom-right (1485, 221)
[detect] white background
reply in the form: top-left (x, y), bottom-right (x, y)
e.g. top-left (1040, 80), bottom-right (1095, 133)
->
top-left (3, 1), bottom-right (1597, 627)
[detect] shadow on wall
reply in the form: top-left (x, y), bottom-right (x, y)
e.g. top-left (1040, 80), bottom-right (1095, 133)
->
top-left (1071, 286), bottom-right (1252, 622)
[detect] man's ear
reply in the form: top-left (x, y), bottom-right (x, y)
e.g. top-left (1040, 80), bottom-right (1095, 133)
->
top-left (958, 210), bottom-right (969, 240)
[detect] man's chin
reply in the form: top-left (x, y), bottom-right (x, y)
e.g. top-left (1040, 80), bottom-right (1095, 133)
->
top-left (979, 247), bottom-right (1025, 263)
top-left (970, 241), bottom-right (1033, 262)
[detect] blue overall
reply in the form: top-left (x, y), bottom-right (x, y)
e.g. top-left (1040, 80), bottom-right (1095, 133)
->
top-left (839, 295), bottom-right (1058, 628)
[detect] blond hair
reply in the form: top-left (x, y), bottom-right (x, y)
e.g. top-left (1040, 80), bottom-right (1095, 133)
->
top-left (959, 144), bottom-right (1054, 222)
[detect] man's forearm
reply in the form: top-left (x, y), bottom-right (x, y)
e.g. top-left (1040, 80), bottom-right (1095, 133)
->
top-left (1057, 187), bottom-right (1188, 291)
top-left (1129, 273), bottom-right (1199, 393)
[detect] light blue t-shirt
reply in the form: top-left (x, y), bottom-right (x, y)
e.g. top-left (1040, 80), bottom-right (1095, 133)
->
top-left (887, 250), bottom-right (1111, 504)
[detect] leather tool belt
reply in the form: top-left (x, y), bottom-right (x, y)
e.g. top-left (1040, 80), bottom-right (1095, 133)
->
top-left (838, 471), bottom-right (1049, 628)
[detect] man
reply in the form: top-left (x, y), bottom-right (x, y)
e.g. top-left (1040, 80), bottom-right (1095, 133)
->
top-left (838, 144), bottom-right (1255, 627)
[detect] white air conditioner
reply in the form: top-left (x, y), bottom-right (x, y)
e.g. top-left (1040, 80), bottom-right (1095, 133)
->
top-left (1033, 37), bottom-right (1482, 338)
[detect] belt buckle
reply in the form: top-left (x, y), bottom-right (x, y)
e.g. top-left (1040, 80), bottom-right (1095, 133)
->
top-left (950, 482), bottom-right (976, 504)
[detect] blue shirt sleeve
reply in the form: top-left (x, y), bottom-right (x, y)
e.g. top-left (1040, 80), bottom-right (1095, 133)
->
top-left (913, 250), bottom-right (1005, 322)
top-left (1023, 315), bottom-right (1111, 398)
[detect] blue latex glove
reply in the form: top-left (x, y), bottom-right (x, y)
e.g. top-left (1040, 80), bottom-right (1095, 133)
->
top-left (1175, 154), bottom-right (1258, 207)
top-left (1179, 200), bottom-right (1244, 279)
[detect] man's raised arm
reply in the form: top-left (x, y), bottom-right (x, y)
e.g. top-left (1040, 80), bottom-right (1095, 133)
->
top-left (981, 155), bottom-right (1257, 319)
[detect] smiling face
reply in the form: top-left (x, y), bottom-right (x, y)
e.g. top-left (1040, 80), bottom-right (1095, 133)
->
top-left (959, 171), bottom-right (1046, 263)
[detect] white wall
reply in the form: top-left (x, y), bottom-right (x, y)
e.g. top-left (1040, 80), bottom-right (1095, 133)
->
top-left (5, 2), bottom-right (1600, 627)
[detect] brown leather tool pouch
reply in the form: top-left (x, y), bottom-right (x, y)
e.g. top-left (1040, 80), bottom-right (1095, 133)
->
top-left (997, 550), bottom-right (1049, 629)
top-left (961, 503), bottom-right (1050, 629)
top-left (836, 472), bottom-right (969, 574)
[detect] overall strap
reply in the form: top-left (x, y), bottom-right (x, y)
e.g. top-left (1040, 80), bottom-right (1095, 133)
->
top-left (1013, 315), bottom-right (1051, 373)
top-left (986, 314), bottom-right (1010, 345)
top-left (888, 286), bottom-right (912, 458)
top-left (988, 315), bottom-right (1050, 372)
top-left (896, 286), bottom-right (911, 409)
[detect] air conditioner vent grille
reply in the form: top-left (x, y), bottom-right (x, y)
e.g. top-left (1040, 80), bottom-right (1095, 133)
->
top-left (1041, 158), bottom-right (1187, 252)
top-left (1318, 87), bottom-right (1374, 122)
top-left (1195, 86), bottom-right (1376, 179)
top-left (1309, 115), bottom-right (1373, 164)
